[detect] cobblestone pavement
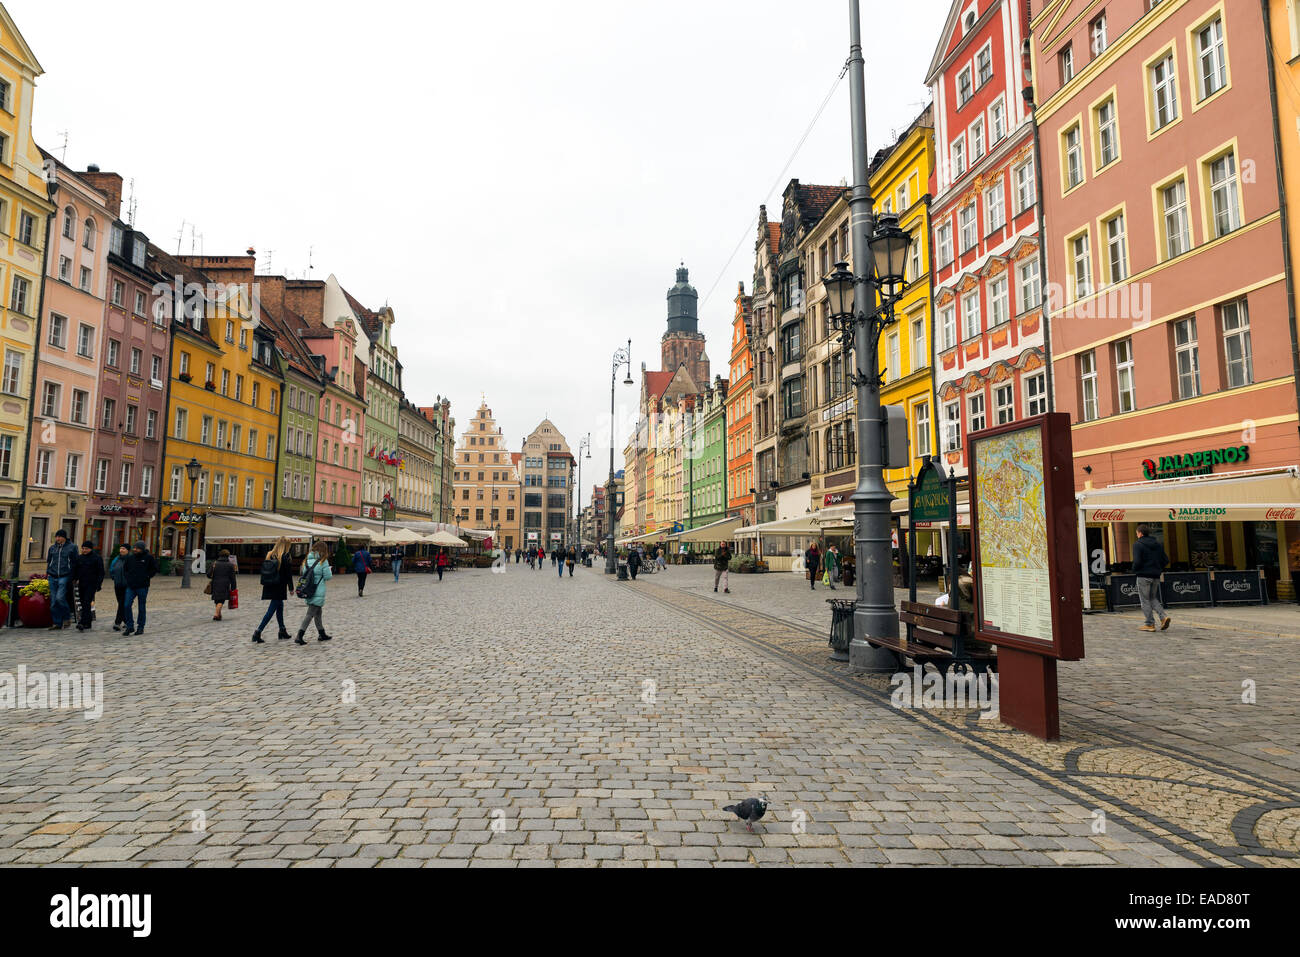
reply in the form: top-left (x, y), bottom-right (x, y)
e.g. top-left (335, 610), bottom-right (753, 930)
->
top-left (0, 561), bottom-right (1291, 867)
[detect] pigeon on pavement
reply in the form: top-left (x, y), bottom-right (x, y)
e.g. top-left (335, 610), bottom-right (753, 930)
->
top-left (723, 796), bottom-right (770, 832)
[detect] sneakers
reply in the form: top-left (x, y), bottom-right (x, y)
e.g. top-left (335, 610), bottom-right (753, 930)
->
top-left (120, 628), bottom-right (134, 637)
top-left (1161, 617), bottom-right (1172, 631)
top-left (1138, 625), bottom-right (1156, 632)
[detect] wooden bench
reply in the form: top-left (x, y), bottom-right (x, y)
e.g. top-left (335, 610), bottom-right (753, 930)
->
top-left (866, 600), bottom-right (997, 674)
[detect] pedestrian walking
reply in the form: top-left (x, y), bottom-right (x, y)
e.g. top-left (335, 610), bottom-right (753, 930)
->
top-left (73, 541), bottom-right (105, 632)
top-left (208, 548), bottom-right (237, 621)
top-left (713, 542), bottom-right (732, 594)
top-left (252, 537), bottom-right (296, 644)
top-left (556, 546), bottom-right (565, 579)
top-left (515, 548), bottom-right (521, 564)
top-left (437, 550), bottom-right (448, 581)
top-left (566, 546), bottom-right (576, 577)
top-left (294, 540), bottom-right (334, 645)
top-left (353, 544), bottom-right (372, 596)
top-left (806, 543), bottom-right (822, 592)
top-left (824, 544), bottom-right (839, 591)
top-left (1132, 524), bottom-right (1172, 632)
top-left (120, 541), bottom-right (157, 637)
top-left (627, 546), bottom-right (641, 581)
top-left (45, 529), bottom-right (79, 630)
top-left (536, 546), bottom-right (544, 570)
top-left (108, 544), bottom-right (129, 631)
top-left (390, 545), bottom-right (404, 582)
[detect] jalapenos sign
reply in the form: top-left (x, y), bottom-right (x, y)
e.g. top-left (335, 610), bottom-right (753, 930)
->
top-left (1141, 445), bottom-right (1250, 480)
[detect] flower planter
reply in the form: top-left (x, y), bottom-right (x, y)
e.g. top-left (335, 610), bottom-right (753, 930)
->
top-left (18, 593), bottom-right (52, 629)
top-left (0, 599), bottom-right (8, 627)
top-left (178, 373), bottom-right (192, 383)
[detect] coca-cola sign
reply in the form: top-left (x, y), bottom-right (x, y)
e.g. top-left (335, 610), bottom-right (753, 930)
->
top-left (1265, 508), bottom-right (1297, 521)
top-left (1091, 510), bottom-right (1127, 522)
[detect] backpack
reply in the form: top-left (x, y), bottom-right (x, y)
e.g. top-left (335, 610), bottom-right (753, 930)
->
top-left (259, 557), bottom-right (281, 586)
top-left (295, 559), bottom-right (321, 600)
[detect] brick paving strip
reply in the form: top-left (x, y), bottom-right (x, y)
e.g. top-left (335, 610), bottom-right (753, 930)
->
top-left (0, 565), bottom-right (1285, 866)
top-left (630, 569), bottom-right (1300, 867)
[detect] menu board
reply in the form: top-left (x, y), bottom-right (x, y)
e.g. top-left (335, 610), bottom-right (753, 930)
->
top-left (969, 413), bottom-right (1084, 661)
top-left (972, 423), bottom-right (1053, 643)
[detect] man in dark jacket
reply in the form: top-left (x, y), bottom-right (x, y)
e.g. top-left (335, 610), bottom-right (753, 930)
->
top-left (108, 544), bottom-right (130, 631)
top-left (121, 541), bottom-right (158, 637)
top-left (713, 543), bottom-right (732, 594)
top-left (74, 541), bottom-right (105, 632)
top-left (1132, 524), bottom-right (1171, 632)
top-left (627, 546), bottom-right (641, 581)
top-left (45, 529), bottom-right (80, 630)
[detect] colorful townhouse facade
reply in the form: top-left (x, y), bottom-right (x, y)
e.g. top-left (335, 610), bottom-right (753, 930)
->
top-left (20, 158), bottom-right (113, 574)
top-left (82, 171), bottom-right (168, 553)
top-left (0, 5), bottom-right (54, 574)
top-left (928, 0), bottom-right (1048, 502)
top-left (684, 377), bottom-right (728, 531)
top-left (726, 283), bottom-right (755, 538)
top-left (1034, 0), bottom-right (1300, 597)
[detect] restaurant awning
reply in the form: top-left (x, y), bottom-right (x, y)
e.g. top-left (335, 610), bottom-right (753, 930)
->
top-left (1078, 467), bottom-right (1300, 522)
top-left (669, 516), bottom-right (744, 544)
top-left (735, 514), bottom-right (823, 539)
top-left (204, 510), bottom-right (347, 545)
top-left (616, 529), bottom-right (663, 545)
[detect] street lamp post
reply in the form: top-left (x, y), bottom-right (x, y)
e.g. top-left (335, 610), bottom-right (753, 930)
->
top-left (821, 0), bottom-right (912, 671)
top-left (606, 341), bottom-right (633, 574)
top-left (574, 434), bottom-right (590, 551)
top-left (180, 457), bottom-right (202, 589)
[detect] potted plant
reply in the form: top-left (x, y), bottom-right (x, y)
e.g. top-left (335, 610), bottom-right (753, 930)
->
top-left (178, 372), bottom-right (193, 383)
top-left (18, 577), bottom-right (53, 628)
top-left (204, 380), bottom-right (216, 391)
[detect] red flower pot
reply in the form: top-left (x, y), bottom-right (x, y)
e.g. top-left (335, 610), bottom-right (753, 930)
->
top-left (18, 593), bottom-right (52, 629)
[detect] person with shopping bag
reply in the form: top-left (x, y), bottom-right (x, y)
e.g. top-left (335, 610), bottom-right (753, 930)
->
top-left (208, 548), bottom-right (237, 621)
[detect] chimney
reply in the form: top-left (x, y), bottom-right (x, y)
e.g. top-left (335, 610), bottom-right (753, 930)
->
top-left (80, 169), bottom-right (124, 219)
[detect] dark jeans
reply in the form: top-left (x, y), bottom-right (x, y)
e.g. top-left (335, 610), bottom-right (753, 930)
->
top-left (258, 599), bottom-right (286, 633)
top-left (77, 582), bottom-right (97, 628)
top-left (629, 564), bottom-right (639, 580)
top-left (437, 567), bottom-right (445, 581)
top-left (49, 575), bottom-right (72, 625)
top-left (123, 586), bottom-right (149, 632)
top-left (113, 584), bottom-right (127, 626)
top-left (356, 570), bottom-right (368, 595)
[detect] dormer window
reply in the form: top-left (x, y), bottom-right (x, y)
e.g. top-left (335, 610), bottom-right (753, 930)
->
top-left (132, 238), bottom-right (145, 268)
top-left (110, 225), bottom-right (124, 256)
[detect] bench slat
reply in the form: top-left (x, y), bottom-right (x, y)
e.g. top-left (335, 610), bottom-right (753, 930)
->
top-left (900, 611), bottom-right (962, 636)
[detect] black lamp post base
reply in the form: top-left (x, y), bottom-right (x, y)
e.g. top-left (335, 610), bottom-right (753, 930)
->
top-left (849, 637), bottom-right (897, 674)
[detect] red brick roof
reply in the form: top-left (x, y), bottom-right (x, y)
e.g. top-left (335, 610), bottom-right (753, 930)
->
top-left (644, 371), bottom-right (674, 402)
top-left (793, 183), bottom-right (845, 229)
top-left (766, 222), bottom-right (781, 257)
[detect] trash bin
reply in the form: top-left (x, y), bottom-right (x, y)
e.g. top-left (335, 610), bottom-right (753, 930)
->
top-left (617, 563), bottom-right (629, 581)
top-left (828, 599), bottom-right (855, 662)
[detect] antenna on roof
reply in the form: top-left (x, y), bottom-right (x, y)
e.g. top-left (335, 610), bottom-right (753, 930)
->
top-left (126, 178), bottom-right (138, 227)
top-left (306, 246), bottom-right (314, 276)
top-left (56, 131), bottom-right (69, 163)
top-left (175, 220), bottom-right (188, 255)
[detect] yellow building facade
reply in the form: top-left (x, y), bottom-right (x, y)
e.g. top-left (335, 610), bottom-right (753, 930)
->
top-left (0, 7), bottom-right (55, 574)
top-left (156, 253), bottom-right (281, 561)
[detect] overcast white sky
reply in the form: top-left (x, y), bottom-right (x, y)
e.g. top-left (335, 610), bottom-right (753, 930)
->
top-left (13, 0), bottom-right (948, 496)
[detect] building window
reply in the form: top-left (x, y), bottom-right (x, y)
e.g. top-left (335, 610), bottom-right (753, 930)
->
top-left (970, 118), bottom-right (984, 161)
top-left (1115, 338), bottom-right (1136, 414)
top-left (35, 449), bottom-right (52, 486)
top-left (1063, 124), bottom-right (1084, 190)
top-left (130, 348), bottom-right (142, 376)
top-left (958, 203), bottom-right (977, 251)
top-left (66, 453), bottom-right (81, 489)
top-left (1018, 260), bottom-right (1041, 313)
top-left (1207, 150), bottom-right (1241, 238)
top-left (968, 393), bottom-right (986, 434)
top-left (914, 401), bottom-right (931, 457)
top-left (936, 223), bottom-right (953, 266)
top-left (170, 466), bottom-right (182, 501)
top-left (1079, 350), bottom-right (1099, 421)
top-left (147, 410), bottom-right (158, 439)
top-left (152, 355), bottom-right (163, 383)
top-left (1221, 299), bottom-right (1253, 388)
top-left (119, 462), bottom-right (133, 496)
top-left (910, 317), bottom-right (925, 372)
top-left (990, 96), bottom-right (1006, 143)
top-left (82, 218), bottom-right (95, 250)
top-left (41, 382), bottom-right (60, 419)
top-left (79, 266), bottom-right (92, 292)
top-left (1014, 161), bottom-right (1035, 214)
top-left (17, 212), bottom-right (35, 247)
top-left (995, 384), bottom-right (1014, 425)
top-left (142, 466), bottom-right (154, 498)
top-left (1070, 232), bottom-right (1092, 300)
top-left (886, 334), bottom-right (900, 381)
top-left (48, 314), bottom-right (67, 349)
top-left (989, 276), bottom-right (1009, 327)
top-left (174, 407), bottom-right (187, 438)
top-left (1, 351), bottom-right (21, 395)
top-left (962, 291), bottom-right (981, 340)
top-left (1025, 372), bottom-right (1048, 416)
top-left (1175, 317), bottom-right (1201, 399)
top-left (986, 181), bottom-right (1005, 233)
top-left (96, 459), bottom-right (110, 494)
top-left (1096, 98), bottom-right (1118, 167)
top-left (1090, 13), bottom-right (1108, 57)
top-left (1150, 52), bottom-right (1179, 131)
top-left (951, 137), bottom-right (966, 178)
top-left (957, 66), bottom-right (973, 106)
top-left (135, 290), bottom-right (146, 315)
top-left (125, 405), bottom-right (137, 435)
top-left (1196, 15), bottom-right (1227, 101)
top-left (781, 377), bottom-right (804, 419)
top-left (976, 44), bottom-right (993, 86)
top-left (1104, 212), bottom-right (1128, 284)
top-left (1059, 44), bottom-right (1075, 83)
top-left (1161, 178), bottom-right (1192, 258)
top-left (111, 280), bottom-right (124, 306)
top-left (940, 305), bottom-right (956, 350)
top-left (71, 389), bottom-right (88, 425)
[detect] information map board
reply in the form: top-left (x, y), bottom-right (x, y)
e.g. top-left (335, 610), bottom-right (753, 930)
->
top-left (969, 413), bottom-right (1084, 661)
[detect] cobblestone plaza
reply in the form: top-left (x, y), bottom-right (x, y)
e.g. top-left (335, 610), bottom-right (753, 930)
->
top-left (1, 564), bottom-right (1295, 867)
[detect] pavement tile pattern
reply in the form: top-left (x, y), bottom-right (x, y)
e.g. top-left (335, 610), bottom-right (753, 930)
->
top-left (0, 561), bottom-right (1293, 867)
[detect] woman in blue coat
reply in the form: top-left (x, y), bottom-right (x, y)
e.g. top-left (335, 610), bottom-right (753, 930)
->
top-left (352, 544), bottom-right (372, 597)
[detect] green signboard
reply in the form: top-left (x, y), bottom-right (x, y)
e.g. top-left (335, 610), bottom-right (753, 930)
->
top-left (912, 464), bottom-right (951, 523)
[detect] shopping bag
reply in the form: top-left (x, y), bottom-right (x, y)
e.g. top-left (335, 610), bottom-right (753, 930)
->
top-left (229, 588), bottom-right (239, 610)
top-left (822, 571), bottom-right (830, 586)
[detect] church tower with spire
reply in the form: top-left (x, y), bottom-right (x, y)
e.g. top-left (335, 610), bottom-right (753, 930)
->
top-left (661, 264), bottom-right (710, 386)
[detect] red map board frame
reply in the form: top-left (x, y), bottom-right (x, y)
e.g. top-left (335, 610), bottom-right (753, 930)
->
top-left (968, 413), bottom-right (1085, 739)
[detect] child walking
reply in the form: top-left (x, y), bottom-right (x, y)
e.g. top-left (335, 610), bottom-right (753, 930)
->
top-left (295, 541), bottom-right (334, 645)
